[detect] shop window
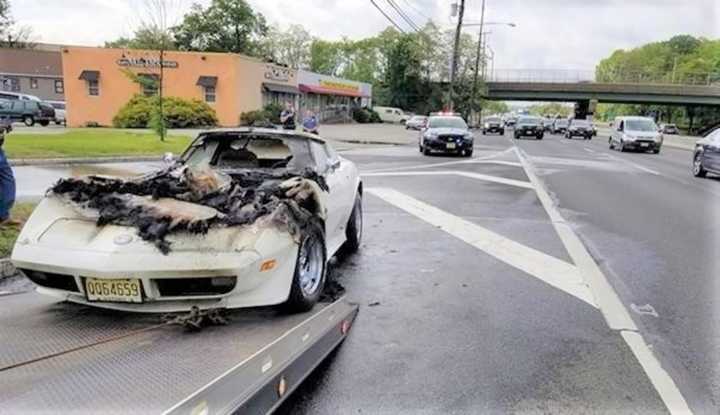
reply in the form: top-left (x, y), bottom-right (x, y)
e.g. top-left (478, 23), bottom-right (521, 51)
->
top-left (88, 79), bottom-right (99, 96)
top-left (30, 78), bottom-right (38, 89)
top-left (204, 86), bottom-right (216, 103)
top-left (54, 80), bottom-right (64, 94)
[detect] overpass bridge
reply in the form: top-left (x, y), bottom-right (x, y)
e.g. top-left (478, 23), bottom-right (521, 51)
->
top-left (482, 69), bottom-right (720, 112)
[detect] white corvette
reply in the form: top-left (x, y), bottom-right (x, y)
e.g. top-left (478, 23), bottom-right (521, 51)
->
top-left (11, 128), bottom-right (362, 313)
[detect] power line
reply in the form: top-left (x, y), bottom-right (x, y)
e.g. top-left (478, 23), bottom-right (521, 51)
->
top-left (398, 0), bottom-right (434, 23)
top-left (369, 0), bottom-right (407, 33)
top-left (386, 0), bottom-right (421, 32)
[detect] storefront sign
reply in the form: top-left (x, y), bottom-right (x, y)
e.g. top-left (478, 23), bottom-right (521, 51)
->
top-left (264, 65), bottom-right (293, 82)
top-left (117, 57), bottom-right (179, 69)
top-left (319, 79), bottom-right (359, 94)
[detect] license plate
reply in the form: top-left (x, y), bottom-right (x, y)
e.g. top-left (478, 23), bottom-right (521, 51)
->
top-left (446, 143), bottom-right (457, 149)
top-left (640, 143), bottom-right (649, 147)
top-left (85, 278), bottom-right (142, 303)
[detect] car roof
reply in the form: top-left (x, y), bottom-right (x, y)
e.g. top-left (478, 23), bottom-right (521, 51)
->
top-left (615, 116), bottom-right (653, 121)
top-left (197, 127), bottom-right (328, 143)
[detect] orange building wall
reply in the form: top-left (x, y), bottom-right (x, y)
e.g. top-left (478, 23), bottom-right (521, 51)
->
top-left (62, 47), bottom-right (249, 127)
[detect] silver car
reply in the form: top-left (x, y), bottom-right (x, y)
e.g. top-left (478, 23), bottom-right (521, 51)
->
top-left (609, 116), bottom-right (663, 154)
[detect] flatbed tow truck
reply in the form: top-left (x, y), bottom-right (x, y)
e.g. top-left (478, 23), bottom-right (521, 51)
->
top-left (0, 289), bottom-right (358, 414)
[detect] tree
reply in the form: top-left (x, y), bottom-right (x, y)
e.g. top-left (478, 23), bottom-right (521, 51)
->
top-left (309, 39), bottom-right (345, 76)
top-left (529, 103), bottom-right (572, 117)
top-left (383, 34), bottom-right (423, 110)
top-left (172, 0), bottom-right (268, 55)
top-left (261, 24), bottom-right (312, 69)
top-left (0, 0), bottom-right (36, 49)
top-left (482, 100), bottom-right (509, 115)
top-left (105, 25), bottom-right (176, 50)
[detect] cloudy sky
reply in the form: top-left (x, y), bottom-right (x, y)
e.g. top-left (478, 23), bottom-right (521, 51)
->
top-left (8, 0), bottom-right (720, 71)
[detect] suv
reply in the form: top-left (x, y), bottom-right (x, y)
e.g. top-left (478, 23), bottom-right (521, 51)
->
top-left (609, 116), bottom-right (662, 153)
top-left (565, 119), bottom-right (593, 140)
top-left (0, 98), bottom-right (56, 126)
top-left (659, 123), bottom-right (679, 135)
top-left (46, 101), bottom-right (66, 125)
top-left (0, 91), bottom-right (42, 101)
top-left (514, 116), bottom-right (544, 140)
top-left (419, 115), bottom-right (474, 157)
top-left (482, 116), bottom-right (504, 135)
top-left (552, 119), bottom-right (569, 134)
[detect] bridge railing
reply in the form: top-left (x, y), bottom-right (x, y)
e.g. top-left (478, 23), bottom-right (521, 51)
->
top-left (487, 69), bottom-right (720, 86)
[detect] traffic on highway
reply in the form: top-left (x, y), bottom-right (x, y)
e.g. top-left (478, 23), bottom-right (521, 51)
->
top-left (0, 0), bottom-right (719, 414)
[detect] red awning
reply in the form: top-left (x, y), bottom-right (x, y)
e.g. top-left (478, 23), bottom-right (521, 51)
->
top-left (299, 84), bottom-right (366, 98)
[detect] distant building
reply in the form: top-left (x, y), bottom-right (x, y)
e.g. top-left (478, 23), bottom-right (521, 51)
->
top-left (0, 48), bottom-right (65, 101)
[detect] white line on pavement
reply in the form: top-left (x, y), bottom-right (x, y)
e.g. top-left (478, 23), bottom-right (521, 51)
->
top-left (514, 147), bottom-right (692, 414)
top-left (362, 170), bottom-right (533, 189)
top-left (602, 152), bottom-right (662, 175)
top-left (363, 148), bottom-right (516, 173)
top-left (366, 187), bottom-right (597, 308)
top-left (474, 160), bottom-right (523, 167)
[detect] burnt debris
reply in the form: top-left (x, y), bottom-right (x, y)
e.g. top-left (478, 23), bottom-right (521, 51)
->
top-left (50, 166), bottom-right (329, 254)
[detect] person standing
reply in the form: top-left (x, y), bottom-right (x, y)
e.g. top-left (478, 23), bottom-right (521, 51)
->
top-left (0, 122), bottom-right (18, 227)
top-left (280, 103), bottom-right (296, 130)
top-left (302, 110), bottom-right (319, 135)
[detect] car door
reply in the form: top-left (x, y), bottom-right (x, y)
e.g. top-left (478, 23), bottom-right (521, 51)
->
top-left (309, 141), bottom-right (346, 253)
top-left (612, 120), bottom-right (623, 145)
top-left (705, 130), bottom-right (720, 171)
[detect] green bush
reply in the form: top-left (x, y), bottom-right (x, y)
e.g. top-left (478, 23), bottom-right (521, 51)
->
top-left (239, 103), bottom-right (285, 126)
top-left (113, 95), bottom-right (218, 128)
top-left (352, 107), bottom-right (382, 123)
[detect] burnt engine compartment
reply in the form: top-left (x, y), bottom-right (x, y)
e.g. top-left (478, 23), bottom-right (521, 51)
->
top-left (50, 166), bottom-right (329, 254)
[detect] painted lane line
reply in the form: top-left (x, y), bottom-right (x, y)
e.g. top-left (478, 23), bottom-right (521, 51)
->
top-left (366, 187), bottom-right (597, 307)
top-left (362, 170), bottom-right (533, 189)
top-left (603, 152), bottom-right (662, 175)
top-left (364, 148), bottom-right (516, 173)
top-left (514, 147), bottom-right (692, 414)
top-left (583, 148), bottom-right (596, 154)
top-left (473, 160), bottom-right (523, 167)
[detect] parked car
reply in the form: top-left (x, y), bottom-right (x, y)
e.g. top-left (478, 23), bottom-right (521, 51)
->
top-left (482, 116), bottom-right (505, 135)
top-left (692, 128), bottom-right (720, 178)
top-left (46, 101), bottom-right (66, 125)
top-left (419, 115), bottom-right (474, 157)
top-left (504, 116), bottom-right (517, 128)
top-left (514, 116), bottom-right (544, 140)
top-left (609, 116), bottom-right (662, 153)
top-left (0, 98), bottom-right (55, 126)
top-left (11, 128), bottom-right (363, 312)
top-left (405, 115), bottom-right (428, 130)
top-left (542, 117), bottom-right (554, 132)
top-left (374, 106), bottom-right (408, 123)
top-left (659, 123), bottom-right (679, 135)
top-left (0, 91), bottom-right (42, 101)
top-left (565, 119), bottom-right (593, 140)
top-left (552, 119), bottom-right (569, 134)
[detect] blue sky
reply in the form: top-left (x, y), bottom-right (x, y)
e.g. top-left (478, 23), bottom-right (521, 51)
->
top-left (8, 0), bottom-right (720, 70)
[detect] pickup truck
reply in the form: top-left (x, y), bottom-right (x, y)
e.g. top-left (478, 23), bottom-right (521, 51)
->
top-left (0, 98), bottom-right (56, 126)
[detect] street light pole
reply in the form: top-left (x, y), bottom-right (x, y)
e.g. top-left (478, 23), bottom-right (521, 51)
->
top-left (448, 0), bottom-right (465, 112)
top-left (470, 0), bottom-right (486, 120)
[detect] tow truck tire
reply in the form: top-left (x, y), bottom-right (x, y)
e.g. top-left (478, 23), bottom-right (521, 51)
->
top-left (339, 193), bottom-right (363, 256)
top-left (284, 220), bottom-right (327, 312)
top-left (23, 116), bottom-right (35, 127)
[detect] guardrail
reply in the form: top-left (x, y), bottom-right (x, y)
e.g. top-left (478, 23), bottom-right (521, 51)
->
top-left (487, 69), bottom-right (720, 86)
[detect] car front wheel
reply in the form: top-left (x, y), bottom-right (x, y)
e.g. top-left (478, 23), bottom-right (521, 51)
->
top-left (339, 193), bottom-right (362, 256)
top-left (693, 153), bottom-right (707, 178)
top-left (284, 220), bottom-right (327, 312)
top-left (23, 115), bottom-right (35, 127)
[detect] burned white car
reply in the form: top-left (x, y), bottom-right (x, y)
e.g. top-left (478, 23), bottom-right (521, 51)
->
top-left (11, 129), bottom-right (362, 313)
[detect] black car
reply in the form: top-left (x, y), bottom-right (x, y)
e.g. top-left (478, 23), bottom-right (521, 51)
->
top-left (565, 119), bottom-right (593, 140)
top-left (0, 98), bottom-right (55, 126)
top-left (514, 116), bottom-right (544, 140)
top-left (482, 117), bottom-right (505, 135)
top-left (419, 115), bottom-right (474, 157)
top-left (693, 128), bottom-right (720, 178)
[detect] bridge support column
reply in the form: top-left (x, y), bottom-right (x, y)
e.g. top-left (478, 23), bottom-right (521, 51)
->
top-left (574, 100), bottom-right (593, 120)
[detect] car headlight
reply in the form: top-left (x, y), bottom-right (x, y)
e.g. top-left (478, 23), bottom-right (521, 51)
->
top-left (484, 123), bottom-right (489, 128)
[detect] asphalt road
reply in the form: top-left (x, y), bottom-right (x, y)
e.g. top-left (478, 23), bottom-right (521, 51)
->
top-left (278, 129), bottom-right (719, 414)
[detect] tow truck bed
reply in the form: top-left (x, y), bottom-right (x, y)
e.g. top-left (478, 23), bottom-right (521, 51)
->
top-left (0, 291), bottom-right (358, 414)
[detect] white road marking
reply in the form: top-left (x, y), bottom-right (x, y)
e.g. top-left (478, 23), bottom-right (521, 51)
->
top-left (366, 187), bottom-right (597, 307)
top-left (514, 147), bottom-right (692, 414)
top-left (603, 152), bottom-right (662, 175)
top-left (631, 303), bottom-right (659, 318)
top-left (364, 148), bottom-right (516, 173)
top-left (583, 148), bottom-right (596, 154)
top-left (473, 160), bottom-right (523, 167)
top-left (362, 170), bottom-right (533, 189)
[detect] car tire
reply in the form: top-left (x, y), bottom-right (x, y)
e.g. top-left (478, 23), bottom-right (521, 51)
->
top-left (514, 133), bottom-right (519, 139)
top-left (39, 120), bottom-right (49, 127)
top-left (537, 134), bottom-right (543, 140)
top-left (464, 149), bottom-right (474, 157)
top-left (283, 219), bottom-right (327, 312)
top-left (339, 192), bottom-right (363, 257)
top-left (23, 116), bottom-right (35, 127)
top-left (653, 148), bottom-right (661, 154)
top-left (693, 153), bottom-right (707, 178)
top-left (500, 129), bottom-right (505, 135)
top-left (619, 142), bottom-right (626, 152)
top-left (609, 139), bottom-right (614, 149)
top-left (423, 146), bottom-right (431, 155)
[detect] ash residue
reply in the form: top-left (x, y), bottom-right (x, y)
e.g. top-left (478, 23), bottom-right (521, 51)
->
top-left (50, 166), bottom-right (329, 254)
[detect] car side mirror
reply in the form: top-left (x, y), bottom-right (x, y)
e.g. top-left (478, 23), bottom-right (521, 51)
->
top-left (330, 158), bottom-right (341, 170)
top-left (163, 152), bottom-right (175, 164)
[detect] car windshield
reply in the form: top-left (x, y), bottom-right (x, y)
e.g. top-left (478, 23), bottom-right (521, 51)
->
top-left (411, 116), bottom-right (426, 121)
top-left (572, 120), bottom-right (591, 127)
top-left (518, 117), bottom-right (541, 125)
top-left (428, 117), bottom-right (467, 129)
top-left (626, 119), bottom-right (657, 131)
top-left (555, 120), bottom-right (569, 126)
top-left (183, 133), bottom-right (315, 170)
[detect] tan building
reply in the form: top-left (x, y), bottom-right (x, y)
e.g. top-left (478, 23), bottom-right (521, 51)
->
top-left (61, 46), bottom-right (300, 127)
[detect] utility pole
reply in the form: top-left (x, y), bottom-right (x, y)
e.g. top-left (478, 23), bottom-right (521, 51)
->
top-left (470, 0), bottom-right (486, 120)
top-left (448, 0), bottom-right (465, 111)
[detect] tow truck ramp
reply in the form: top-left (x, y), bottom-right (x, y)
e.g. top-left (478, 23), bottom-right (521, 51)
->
top-left (0, 291), bottom-right (358, 414)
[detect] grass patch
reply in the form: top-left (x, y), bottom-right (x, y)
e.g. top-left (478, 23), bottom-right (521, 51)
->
top-left (4, 129), bottom-right (193, 159)
top-left (0, 203), bottom-right (36, 258)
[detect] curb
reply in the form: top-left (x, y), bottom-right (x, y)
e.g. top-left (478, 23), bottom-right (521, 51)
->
top-left (0, 258), bottom-right (16, 279)
top-left (10, 155), bottom-right (161, 167)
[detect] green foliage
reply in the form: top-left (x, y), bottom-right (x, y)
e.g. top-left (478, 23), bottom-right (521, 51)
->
top-left (482, 101), bottom-right (510, 115)
top-left (104, 25), bottom-right (175, 50)
top-left (113, 95), bottom-right (217, 129)
top-left (529, 103), bottom-right (572, 117)
top-left (351, 107), bottom-right (381, 123)
top-left (172, 0), bottom-right (268, 55)
top-left (238, 103), bottom-right (283, 126)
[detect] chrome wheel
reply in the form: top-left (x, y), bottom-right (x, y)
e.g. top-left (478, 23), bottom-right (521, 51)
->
top-left (298, 235), bottom-right (323, 297)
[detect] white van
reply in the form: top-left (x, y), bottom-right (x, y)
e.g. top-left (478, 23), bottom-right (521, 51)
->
top-left (0, 91), bottom-right (41, 101)
top-left (374, 106), bottom-right (408, 123)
